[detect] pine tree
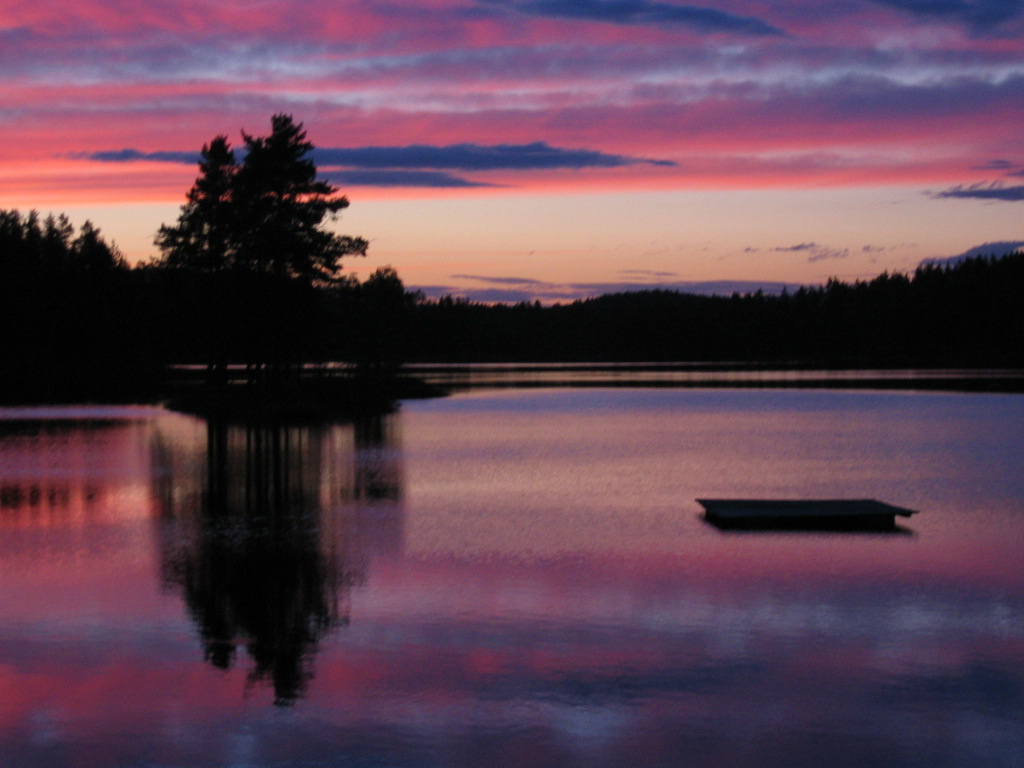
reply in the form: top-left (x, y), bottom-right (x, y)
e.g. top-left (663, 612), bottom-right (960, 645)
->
top-left (233, 114), bottom-right (367, 283)
top-left (72, 221), bottom-right (125, 271)
top-left (154, 115), bottom-right (369, 383)
top-left (155, 136), bottom-right (239, 272)
top-left (155, 116), bottom-right (367, 281)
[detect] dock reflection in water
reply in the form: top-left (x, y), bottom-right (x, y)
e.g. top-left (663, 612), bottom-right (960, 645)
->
top-left (153, 415), bottom-right (404, 705)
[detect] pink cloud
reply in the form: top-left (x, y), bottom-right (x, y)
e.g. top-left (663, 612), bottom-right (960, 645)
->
top-left (0, 0), bottom-right (1020, 206)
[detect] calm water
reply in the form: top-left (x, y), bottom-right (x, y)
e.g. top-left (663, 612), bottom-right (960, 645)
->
top-left (1, 388), bottom-right (1022, 767)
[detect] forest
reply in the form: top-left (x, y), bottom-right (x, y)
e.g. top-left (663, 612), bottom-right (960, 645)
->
top-left (404, 251), bottom-right (1024, 366)
top-left (2, 114), bottom-right (1022, 405)
top-left (3, 200), bottom-right (1021, 405)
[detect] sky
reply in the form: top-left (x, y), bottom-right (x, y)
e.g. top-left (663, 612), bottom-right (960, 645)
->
top-left (2, 0), bottom-right (1023, 302)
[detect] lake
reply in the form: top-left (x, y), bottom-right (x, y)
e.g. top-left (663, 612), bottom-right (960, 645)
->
top-left (1, 386), bottom-right (1022, 767)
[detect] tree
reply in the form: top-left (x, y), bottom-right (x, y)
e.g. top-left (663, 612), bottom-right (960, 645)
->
top-left (155, 136), bottom-right (238, 272)
top-left (154, 115), bottom-right (369, 383)
top-left (351, 266), bottom-right (418, 368)
top-left (156, 115), bottom-right (368, 282)
top-left (235, 114), bottom-right (367, 283)
top-left (72, 220), bottom-right (126, 271)
top-left (153, 137), bottom-right (241, 383)
top-left (41, 214), bottom-right (75, 271)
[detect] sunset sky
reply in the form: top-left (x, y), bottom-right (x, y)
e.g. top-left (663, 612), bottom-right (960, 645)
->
top-left (2, 0), bottom-right (1022, 301)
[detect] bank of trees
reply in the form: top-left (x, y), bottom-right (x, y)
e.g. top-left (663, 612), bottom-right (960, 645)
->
top-left (0, 115), bottom-right (399, 405)
top-left (403, 251), bottom-right (1024, 367)
top-left (2, 109), bottom-right (1023, 406)
top-left (0, 209), bottom-right (147, 402)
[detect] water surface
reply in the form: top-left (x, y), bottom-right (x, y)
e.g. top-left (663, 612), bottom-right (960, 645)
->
top-left (1, 389), bottom-right (1022, 767)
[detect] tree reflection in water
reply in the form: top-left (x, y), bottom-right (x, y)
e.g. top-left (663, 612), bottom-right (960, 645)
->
top-left (155, 416), bottom-right (403, 706)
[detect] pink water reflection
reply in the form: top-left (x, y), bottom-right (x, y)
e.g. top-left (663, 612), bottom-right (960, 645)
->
top-left (0, 389), bottom-right (1021, 767)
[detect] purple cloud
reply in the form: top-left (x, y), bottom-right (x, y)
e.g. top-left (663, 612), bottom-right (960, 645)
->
top-left (326, 170), bottom-right (496, 188)
top-left (618, 269), bottom-right (679, 277)
top-left (314, 142), bottom-right (676, 170)
top-left (75, 148), bottom-right (493, 187)
top-left (933, 182), bottom-right (1024, 201)
top-left (481, 0), bottom-right (786, 36)
top-left (72, 142), bottom-right (674, 189)
top-left (807, 247), bottom-right (851, 263)
top-left (771, 243), bottom-right (818, 252)
top-left (763, 243), bottom-right (851, 262)
top-left (72, 149), bottom-right (200, 163)
top-left (865, 0), bottom-right (1024, 33)
top-left (450, 274), bottom-right (546, 284)
top-left (920, 240), bottom-right (1024, 265)
top-left (972, 159), bottom-right (1016, 170)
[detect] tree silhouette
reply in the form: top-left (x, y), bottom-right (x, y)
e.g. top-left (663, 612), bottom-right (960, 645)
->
top-left (154, 115), bottom-right (369, 383)
top-left (156, 118), bottom-right (367, 281)
top-left (41, 213), bottom-right (75, 271)
top-left (234, 114), bottom-right (368, 284)
top-left (348, 266), bottom-right (419, 369)
top-left (155, 136), bottom-right (238, 273)
top-left (153, 137), bottom-right (240, 382)
top-left (72, 220), bottom-right (126, 272)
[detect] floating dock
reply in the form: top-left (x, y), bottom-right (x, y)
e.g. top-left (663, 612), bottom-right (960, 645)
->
top-left (697, 498), bottom-right (918, 531)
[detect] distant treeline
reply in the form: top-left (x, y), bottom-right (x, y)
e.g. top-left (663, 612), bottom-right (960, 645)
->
top-left (405, 252), bottom-right (1024, 366)
top-left (2, 205), bottom-right (1022, 403)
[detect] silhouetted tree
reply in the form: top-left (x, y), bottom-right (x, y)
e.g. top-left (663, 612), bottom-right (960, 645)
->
top-left (72, 220), bottom-right (126, 271)
top-left (154, 115), bottom-right (369, 383)
top-left (41, 213), bottom-right (75, 271)
top-left (234, 114), bottom-right (368, 284)
top-left (350, 266), bottom-right (419, 369)
top-left (155, 136), bottom-right (238, 272)
top-left (153, 137), bottom-right (240, 383)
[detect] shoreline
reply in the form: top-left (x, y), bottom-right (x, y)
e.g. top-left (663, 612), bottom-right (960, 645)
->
top-left (2, 364), bottom-right (1022, 416)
